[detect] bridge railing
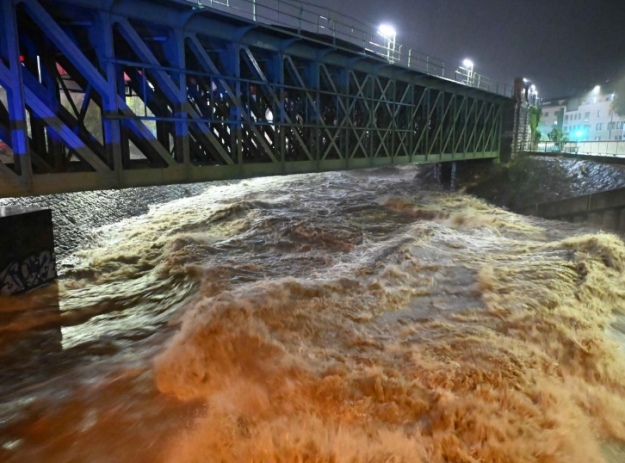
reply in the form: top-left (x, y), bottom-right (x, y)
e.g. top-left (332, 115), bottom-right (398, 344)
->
top-left (537, 140), bottom-right (625, 157)
top-left (188, 0), bottom-right (513, 97)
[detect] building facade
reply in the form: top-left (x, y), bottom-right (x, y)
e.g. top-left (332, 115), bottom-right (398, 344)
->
top-left (539, 88), bottom-right (625, 142)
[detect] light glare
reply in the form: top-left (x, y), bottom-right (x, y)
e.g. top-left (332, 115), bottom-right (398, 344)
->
top-left (378, 24), bottom-right (396, 38)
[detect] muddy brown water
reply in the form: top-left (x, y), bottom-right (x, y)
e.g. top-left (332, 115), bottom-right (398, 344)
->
top-left (1, 166), bottom-right (625, 462)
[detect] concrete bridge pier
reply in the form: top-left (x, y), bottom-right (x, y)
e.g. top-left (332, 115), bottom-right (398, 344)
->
top-left (0, 207), bottom-right (57, 296)
top-left (438, 162), bottom-right (457, 189)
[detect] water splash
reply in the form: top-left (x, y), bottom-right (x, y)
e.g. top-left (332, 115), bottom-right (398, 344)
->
top-left (1, 167), bottom-right (625, 462)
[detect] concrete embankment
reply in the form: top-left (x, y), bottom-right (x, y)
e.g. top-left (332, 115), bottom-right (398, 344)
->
top-left (448, 155), bottom-right (625, 232)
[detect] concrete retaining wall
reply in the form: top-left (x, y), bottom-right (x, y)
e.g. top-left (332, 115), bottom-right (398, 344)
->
top-left (518, 186), bottom-right (625, 233)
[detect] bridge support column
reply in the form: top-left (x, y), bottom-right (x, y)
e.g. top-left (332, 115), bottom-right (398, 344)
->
top-left (438, 161), bottom-right (457, 189)
top-left (500, 78), bottom-right (531, 162)
top-left (0, 207), bottom-right (56, 296)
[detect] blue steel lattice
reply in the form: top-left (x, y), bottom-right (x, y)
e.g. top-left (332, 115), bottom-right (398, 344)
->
top-left (0, 0), bottom-right (508, 197)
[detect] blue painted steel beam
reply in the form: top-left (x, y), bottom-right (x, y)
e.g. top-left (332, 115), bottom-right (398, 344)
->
top-left (0, 62), bottom-right (110, 172)
top-left (0, 0), bottom-right (31, 184)
top-left (114, 16), bottom-right (234, 165)
top-left (0, 0), bottom-right (508, 197)
top-left (187, 38), bottom-right (277, 162)
top-left (94, 11), bottom-right (123, 174)
top-left (21, 0), bottom-right (175, 167)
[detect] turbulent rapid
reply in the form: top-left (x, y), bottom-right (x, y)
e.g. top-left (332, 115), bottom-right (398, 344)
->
top-left (1, 166), bottom-right (625, 463)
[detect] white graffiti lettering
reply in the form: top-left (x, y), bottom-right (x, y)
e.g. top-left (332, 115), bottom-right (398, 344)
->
top-left (0, 250), bottom-right (57, 296)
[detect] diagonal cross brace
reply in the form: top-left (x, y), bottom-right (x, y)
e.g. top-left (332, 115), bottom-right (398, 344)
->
top-left (19, 0), bottom-right (174, 166)
top-left (115, 18), bottom-right (234, 165)
top-left (241, 50), bottom-right (313, 161)
top-left (188, 37), bottom-right (279, 163)
top-left (0, 61), bottom-right (110, 172)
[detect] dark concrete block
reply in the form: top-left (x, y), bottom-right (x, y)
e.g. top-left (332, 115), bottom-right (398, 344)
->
top-left (0, 207), bottom-right (56, 295)
top-left (602, 209), bottom-right (619, 230)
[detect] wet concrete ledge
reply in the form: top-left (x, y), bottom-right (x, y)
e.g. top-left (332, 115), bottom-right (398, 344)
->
top-left (521, 151), bottom-right (625, 166)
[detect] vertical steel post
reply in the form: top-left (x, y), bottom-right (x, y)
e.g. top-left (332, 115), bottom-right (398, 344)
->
top-left (40, 43), bottom-right (65, 169)
top-left (166, 28), bottom-right (190, 168)
top-left (0, 0), bottom-right (32, 188)
top-left (390, 79), bottom-right (396, 161)
top-left (307, 61), bottom-right (320, 167)
top-left (221, 43), bottom-right (242, 167)
top-left (96, 12), bottom-right (123, 175)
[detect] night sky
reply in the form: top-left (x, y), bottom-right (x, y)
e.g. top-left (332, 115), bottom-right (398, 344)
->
top-left (309, 0), bottom-right (625, 98)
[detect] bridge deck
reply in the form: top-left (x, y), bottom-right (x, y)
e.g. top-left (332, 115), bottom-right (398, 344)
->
top-left (0, 0), bottom-right (509, 197)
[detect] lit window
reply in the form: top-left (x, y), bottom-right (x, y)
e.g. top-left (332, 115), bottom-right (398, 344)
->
top-left (597, 110), bottom-right (601, 117)
top-left (596, 123), bottom-right (603, 130)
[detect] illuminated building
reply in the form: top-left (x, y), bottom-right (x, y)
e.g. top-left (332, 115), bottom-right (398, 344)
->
top-left (539, 85), bottom-right (625, 142)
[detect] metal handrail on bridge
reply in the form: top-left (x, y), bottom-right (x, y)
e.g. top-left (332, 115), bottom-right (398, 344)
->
top-left (188, 0), bottom-right (513, 96)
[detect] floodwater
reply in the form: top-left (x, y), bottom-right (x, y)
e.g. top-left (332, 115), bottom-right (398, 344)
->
top-left (1, 165), bottom-right (625, 463)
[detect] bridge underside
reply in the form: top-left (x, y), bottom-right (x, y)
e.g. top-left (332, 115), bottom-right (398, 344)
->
top-left (0, 0), bottom-right (507, 197)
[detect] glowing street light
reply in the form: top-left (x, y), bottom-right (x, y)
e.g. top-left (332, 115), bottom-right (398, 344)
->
top-left (592, 85), bottom-right (601, 94)
top-left (528, 84), bottom-right (539, 106)
top-left (462, 58), bottom-right (474, 85)
top-left (378, 24), bottom-right (396, 38)
top-left (377, 24), bottom-right (396, 61)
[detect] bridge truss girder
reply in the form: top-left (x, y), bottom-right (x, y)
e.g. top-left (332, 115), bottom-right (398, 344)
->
top-left (0, 0), bottom-right (507, 197)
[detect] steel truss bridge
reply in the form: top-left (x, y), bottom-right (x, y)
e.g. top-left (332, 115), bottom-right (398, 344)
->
top-left (0, 0), bottom-right (509, 197)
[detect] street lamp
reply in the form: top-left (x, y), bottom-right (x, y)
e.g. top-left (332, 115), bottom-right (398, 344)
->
top-left (377, 24), bottom-right (396, 61)
top-left (462, 58), bottom-right (474, 86)
top-left (590, 84), bottom-right (601, 103)
top-left (528, 84), bottom-right (539, 106)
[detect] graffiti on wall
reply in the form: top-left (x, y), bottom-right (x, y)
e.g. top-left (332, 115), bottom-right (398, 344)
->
top-left (0, 250), bottom-right (57, 296)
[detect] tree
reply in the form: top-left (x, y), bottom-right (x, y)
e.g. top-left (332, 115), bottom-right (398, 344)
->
top-left (548, 128), bottom-right (568, 151)
top-left (528, 106), bottom-right (541, 151)
top-left (613, 77), bottom-right (625, 117)
top-left (533, 129), bottom-right (542, 149)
